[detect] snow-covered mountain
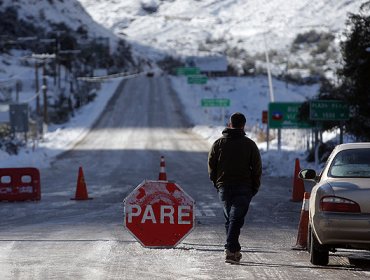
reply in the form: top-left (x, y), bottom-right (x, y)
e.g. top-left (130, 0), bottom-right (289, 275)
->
top-left (2, 0), bottom-right (367, 72)
top-left (0, 0), bottom-right (118, 48)
top-left (77, 0), bottom-right (367, 59)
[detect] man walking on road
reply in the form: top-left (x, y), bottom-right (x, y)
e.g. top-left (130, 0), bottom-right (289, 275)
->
top-left (208, 112), bottom-right (262, 264)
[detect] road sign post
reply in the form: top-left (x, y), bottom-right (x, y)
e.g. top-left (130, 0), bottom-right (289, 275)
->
top-left (124, 180), bottom-right (195, 248)
top-left (268, 102), bottom-right (312, 151)
top-left (201, 99), bottom-right (230, 125)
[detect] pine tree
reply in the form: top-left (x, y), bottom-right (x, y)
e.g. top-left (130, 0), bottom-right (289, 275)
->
top-left (339, 2), bottom-right (370, 140)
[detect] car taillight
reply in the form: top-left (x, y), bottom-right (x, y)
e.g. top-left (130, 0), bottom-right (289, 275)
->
top-left (320, 196), bottom-right (361, 213)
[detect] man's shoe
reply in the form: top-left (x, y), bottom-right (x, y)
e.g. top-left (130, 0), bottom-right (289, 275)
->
top-left (225, 249), bottom-right (240, 264)
top-left (235, 251), bottom-right (242, 261)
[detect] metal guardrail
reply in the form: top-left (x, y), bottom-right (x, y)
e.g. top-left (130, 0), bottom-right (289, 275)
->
top-left (77, 71), bottom-right (144, 82)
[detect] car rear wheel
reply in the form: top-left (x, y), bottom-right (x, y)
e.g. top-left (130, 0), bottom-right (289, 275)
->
top-left (310, 228), bottom-right (329, 266)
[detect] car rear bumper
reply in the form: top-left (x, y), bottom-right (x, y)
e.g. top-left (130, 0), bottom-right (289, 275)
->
top-left (313, 212), bottom-right (370, 249)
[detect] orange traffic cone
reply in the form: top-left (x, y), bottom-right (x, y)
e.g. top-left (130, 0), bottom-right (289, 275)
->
top-left (291, 158), bottom-right (305, 202)
top-left (158, 156), bottom-right (167, 181)
top-left (71, 166), bottom-right (92, 200)
top-left (292, 192), bottom-right (310, 250)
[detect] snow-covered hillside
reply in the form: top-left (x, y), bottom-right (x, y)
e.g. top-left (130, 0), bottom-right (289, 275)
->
top-left (78, 0), bottom-right (367, 58)
top-left (0, 0), bottom-right (364, 171)
top-left (0, 0), bottom-right (118, 48)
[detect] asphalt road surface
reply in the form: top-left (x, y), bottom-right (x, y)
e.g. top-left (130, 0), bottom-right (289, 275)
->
top-left (1, 76), bottom-right (370, 279)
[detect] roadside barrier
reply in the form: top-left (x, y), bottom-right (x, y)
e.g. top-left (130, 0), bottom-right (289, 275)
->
top-left (158, 156), bottom-right (167, 181)
top-left (0, 167), bottom-right (41, 201)
top-left (71, 166), bottom-right (92, 200)
top-left (77, 71), bottom-right (142, 82)
top-left (291, 158), bottom-right (305, 202)
top-left (292, 192), bottom-right (310, 250)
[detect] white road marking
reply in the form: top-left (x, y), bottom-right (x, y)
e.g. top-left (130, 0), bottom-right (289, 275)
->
top-left (195, 207), bottom-right (216, 217)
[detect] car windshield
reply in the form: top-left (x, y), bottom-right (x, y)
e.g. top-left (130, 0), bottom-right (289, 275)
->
top-left (329, 148), bottom-right (370, 178)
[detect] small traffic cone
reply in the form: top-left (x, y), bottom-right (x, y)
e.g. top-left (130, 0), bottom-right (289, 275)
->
top-left (291, 158), bottom-right (305, 202)
top-left (71, 166), bottom-right (92, 200)
top-left (292, 192), bottom-right (310, 250)
top-left (158, 156), bottom-right (167, 181)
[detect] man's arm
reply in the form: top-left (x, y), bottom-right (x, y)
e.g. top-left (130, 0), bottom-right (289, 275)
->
top-left (251, 143), bottom-right (262, 195)
top-left (208, 142), bottom-right (218, 187)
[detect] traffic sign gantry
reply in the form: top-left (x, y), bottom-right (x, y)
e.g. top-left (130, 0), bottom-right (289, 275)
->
top-left (124, 180), bottom-right (195, 248)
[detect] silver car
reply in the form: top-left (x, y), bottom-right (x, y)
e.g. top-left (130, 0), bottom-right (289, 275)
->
top-left (299, 143), bottom-right (370, 266)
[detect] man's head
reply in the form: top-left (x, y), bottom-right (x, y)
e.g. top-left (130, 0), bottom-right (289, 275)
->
top-left (229, 112), bottom-right (246, 129)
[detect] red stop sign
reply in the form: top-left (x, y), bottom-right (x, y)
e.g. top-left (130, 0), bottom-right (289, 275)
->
top-left (124, 180), bottom-right (195, 248)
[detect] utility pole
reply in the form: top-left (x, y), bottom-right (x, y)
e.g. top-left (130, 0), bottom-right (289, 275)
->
top-left (264, 33), bottom-right (275, 151)
top-left (31, 53), bottom-right (56, 125)
top-left (42, 62), bottom-right (48, 124)
top-left (264, 35), bottom-right (275, 103)
top-left (35, 62), bottom-right (40, 115)
top-left (39, 37), bottom-right (58, 90)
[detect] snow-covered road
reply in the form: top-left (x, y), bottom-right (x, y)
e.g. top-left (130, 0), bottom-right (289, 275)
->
top-left (1, 76), bottom-right (369, 279)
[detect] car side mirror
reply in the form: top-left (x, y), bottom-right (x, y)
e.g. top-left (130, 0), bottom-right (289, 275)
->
top-left (298, 169), bottom-right (317, 181)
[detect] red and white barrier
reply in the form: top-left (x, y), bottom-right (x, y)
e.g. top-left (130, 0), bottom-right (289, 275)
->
top-left (0, 168), bottom-right (41, 202)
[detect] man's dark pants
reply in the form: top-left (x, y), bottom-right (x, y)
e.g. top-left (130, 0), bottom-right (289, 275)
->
top-left (218, 185), bottom-right (253, 253)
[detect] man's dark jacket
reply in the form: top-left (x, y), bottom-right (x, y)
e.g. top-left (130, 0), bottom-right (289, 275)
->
top-left (208, 128), bottom-right (262, 194)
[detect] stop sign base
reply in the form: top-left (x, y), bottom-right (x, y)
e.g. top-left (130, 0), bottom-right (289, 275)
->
top-left (124, 180), bottom-right (195, 248)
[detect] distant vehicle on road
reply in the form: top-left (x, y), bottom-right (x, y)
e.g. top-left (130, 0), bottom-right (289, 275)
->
top-left (146, 71), bottom-right (154, 77)
top-left (299, 143), bottom-right (370, 266)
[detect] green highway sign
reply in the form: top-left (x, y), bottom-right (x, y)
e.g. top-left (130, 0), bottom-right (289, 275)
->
top-left (201, 98), bottom-right (230, 107)
top-left (187, 75), bottom-right (208, 84)
top-left (269, 102), bottom-right (312, 129)
top-left (310, 100), bottom-right (349, 121)
top-left (176, 67), bottom-right (200, 76)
